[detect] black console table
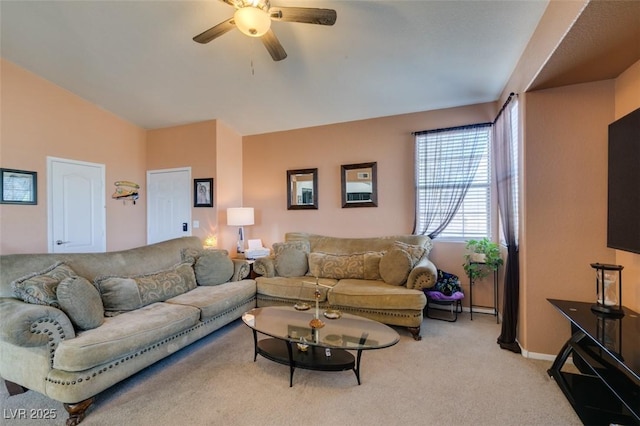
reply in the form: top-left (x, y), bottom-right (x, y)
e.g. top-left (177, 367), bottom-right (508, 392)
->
top-left (547, 299), bottom-right (639, 425)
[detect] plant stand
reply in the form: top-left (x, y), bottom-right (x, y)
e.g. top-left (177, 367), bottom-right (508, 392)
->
top-left (469, 261), bottom-right (499, 323)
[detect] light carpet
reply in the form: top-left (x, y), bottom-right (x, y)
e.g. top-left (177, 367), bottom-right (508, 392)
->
top-left (1, 312), bottom-right (581, 426)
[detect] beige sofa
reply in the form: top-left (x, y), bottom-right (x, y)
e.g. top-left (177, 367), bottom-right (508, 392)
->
top-left (253, 233), bottom-right (437, 340)
top-left (0, 237), bottom-right (255, 425)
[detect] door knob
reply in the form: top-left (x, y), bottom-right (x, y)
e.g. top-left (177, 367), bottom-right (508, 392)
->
top-left (56, 240), bottom-right (69, 245)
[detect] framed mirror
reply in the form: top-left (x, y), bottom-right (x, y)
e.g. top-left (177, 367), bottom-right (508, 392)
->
top-left (341, 162), bottom-right (377, 208)
top-left (287, 168), bottom-right (318, 210)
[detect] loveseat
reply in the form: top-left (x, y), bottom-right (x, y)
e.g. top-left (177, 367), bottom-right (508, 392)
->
top-left (0, 237), bottom-right (255, 425)
top-left (253, 233), bottom-right (438, 340)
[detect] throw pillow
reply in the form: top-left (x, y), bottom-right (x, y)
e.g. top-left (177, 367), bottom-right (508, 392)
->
top-left (363, 252), bottom-right (384, 280)
top-left (273, 241), bottom-right (310, 277)
top-left (379, 248), bottom-right (413, 286)
top-left (393, 241), bottom-right (427, 266)
top-left (194, 251), bottom-right (234, 286)
top-left (308, 252), bottom-right (365, 280)
top-left (57, 276), bottom-right (105, 330)
top-left (181, 247), bottom-right (229, 264)
top-left (11, 262), bottom-right (77, 308)
top-left (95, 262), bottom-right (197, 313)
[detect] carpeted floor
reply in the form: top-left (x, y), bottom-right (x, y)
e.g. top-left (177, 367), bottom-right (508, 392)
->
top-left (1, 312), bottom-right (581, 425)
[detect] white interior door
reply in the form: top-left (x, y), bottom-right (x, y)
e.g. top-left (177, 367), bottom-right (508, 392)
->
top-left (48, 157), bottom-right (106, 253)
top-left (147, 167), bottom-right (191, 244)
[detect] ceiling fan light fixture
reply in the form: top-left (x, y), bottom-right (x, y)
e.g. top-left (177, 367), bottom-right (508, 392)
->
top-left (234, 7), bottom-right (271, 37)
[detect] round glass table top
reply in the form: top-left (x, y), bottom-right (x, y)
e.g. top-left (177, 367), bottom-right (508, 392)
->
top-left (242, 306), bottom-right (400, 350)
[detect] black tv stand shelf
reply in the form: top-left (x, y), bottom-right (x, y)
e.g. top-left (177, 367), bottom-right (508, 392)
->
top-left (547, 299), bottom-right (639, 425)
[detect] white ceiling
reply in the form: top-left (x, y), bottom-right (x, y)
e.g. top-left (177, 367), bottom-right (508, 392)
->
top-left (1, 0), bottom-right (550, 136)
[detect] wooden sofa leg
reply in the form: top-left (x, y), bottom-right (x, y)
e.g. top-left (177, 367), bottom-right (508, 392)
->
top-left (4, 379), bottom-right (27, 395)
top-left (63, 397), bottom-right (94, 426)
top-left (408, 326), bottom-right (422, 341)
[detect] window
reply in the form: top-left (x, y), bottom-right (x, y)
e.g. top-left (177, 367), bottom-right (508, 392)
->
top-left (414, 124), bottom-right (492, 239)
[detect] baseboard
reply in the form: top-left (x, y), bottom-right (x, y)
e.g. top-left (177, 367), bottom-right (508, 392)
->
top-left (520, 349), bottom-right (557, 362)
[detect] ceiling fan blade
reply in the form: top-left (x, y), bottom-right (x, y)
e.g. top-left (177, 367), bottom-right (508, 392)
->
top-left (261, 29), bottom-right (287, 61)
top-left (193, 18), bottom-right (236, 44)
top-left (219, 0), bottom-right (236, 6)
top-left (270, 7), bottom-right (337, 26)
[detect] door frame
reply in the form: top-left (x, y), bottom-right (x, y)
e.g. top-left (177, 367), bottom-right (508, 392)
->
top-left (47, 156), bottom-right (106, 253)
top-left (146, 167), bottom-right (192, 244)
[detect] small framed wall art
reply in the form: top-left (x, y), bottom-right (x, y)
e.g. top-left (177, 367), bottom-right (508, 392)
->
top-left (0, 168), bottom-right (37, 205)
top-left (194, 178), bottom-right (214, 207)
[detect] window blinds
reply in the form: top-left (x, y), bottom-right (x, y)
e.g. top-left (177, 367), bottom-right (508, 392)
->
top-left (414, 123), bottom-right (492, 239)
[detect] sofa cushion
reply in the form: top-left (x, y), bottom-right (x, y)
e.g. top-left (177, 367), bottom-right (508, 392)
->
top-left (256, 276), bottom-right (336, 302)
top-left (379, 248), bottom-right (413, 285)
top-left (56, 276), bottom-right (105, 330)
top-left (273, 241), bottom-right (310, 277)
top-left (53, 302), bottom-right (200, 372)
top-left (95, 262), bottom-right (197, 314)
top-left (11, 262), bottom-right (77, 308)
top-left (308, 252), bottom-right (367, 279)
top-left (194, 251), bottom-right (234, 286)
top-left (165, 279), bottom-right (256, 320)
top-left (328, 279), bottom-right (426, 310)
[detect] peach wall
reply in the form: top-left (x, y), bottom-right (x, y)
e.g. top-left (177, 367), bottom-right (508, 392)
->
top-left (613, 59), bottom-right (640, 310)
top-left (215, 120), bottom-right (244, 254)
top-left (243, 103), bottom-right (495, 245)
top-left (243, 103), bottom-right (497, 307)
top-left (0, 59), bottom-right (147, 254)
top-left (146, 120), bottom-right (218, 245)
top-left (522, 80), bottom-right (617, 355)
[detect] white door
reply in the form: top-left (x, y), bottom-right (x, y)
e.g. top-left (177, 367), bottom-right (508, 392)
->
top-left (48, 157), bottom-right (106, 253)
top-left (147, 167), bottom-right (191, 244)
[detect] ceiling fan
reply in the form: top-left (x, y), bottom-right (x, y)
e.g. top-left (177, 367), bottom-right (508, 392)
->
top-left (193, 0), bottom-right (337, 61)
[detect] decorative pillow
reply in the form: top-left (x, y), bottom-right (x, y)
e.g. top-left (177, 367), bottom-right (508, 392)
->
top-left (363, 252), bottom-right (384, 280)
top-left (181, 247), bottom-right (229, 264)
top-left (379, 248), bottom-right (413, 286)
top-left (57, 276), bottom-right (104, 330)
top-left (307, 252), bottom-right (365, 280)
top-left (95, 262), bottom-right (197, 313)
top-left (194, 251), bottom-right (234, 286)
top-left (11, 262), bottom-right (77, 308)
top-left (393, 241), bottom-right (427, 266)
top-left (273, 241), bottom-right (310, 277)
top-left (181, 247), bottom-right (202, 264)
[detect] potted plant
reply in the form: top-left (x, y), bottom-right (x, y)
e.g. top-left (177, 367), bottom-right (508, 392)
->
top-left (463, 238), bottom-right (504, 280)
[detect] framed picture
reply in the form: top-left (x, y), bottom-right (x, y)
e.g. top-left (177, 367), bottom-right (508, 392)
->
top-left (194, 178), bottom-right (213, 207)
top-left (0, 168), bottom-right (37, 205)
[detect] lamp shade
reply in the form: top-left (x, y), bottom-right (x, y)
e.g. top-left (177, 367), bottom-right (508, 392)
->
top-left (227, 207), bottom-right (254, 226)
top-left (234, 7), bottom-right (271, 37)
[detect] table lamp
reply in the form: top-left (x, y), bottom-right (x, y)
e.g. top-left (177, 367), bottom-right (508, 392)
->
top-left (227, 207), bottom-right (254, 253)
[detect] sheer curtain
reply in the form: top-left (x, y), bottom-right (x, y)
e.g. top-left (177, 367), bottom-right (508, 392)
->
top-left (413, 124), bottom-right (491, 238)
top-left (492, 97), bottom-right (520, 353)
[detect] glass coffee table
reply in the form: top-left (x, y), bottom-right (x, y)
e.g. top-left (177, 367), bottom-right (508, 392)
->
top-left (242, 306), bottom-right (399, 387)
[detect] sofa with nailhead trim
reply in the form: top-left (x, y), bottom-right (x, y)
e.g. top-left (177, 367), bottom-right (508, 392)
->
top-left (0, 237), bottom-right (255, 425)
top-left (253, 232), bottom-right (438, 341)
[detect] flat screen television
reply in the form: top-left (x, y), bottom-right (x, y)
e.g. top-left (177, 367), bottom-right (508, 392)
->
top-left (607, 107), bottom-right (640, 254)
